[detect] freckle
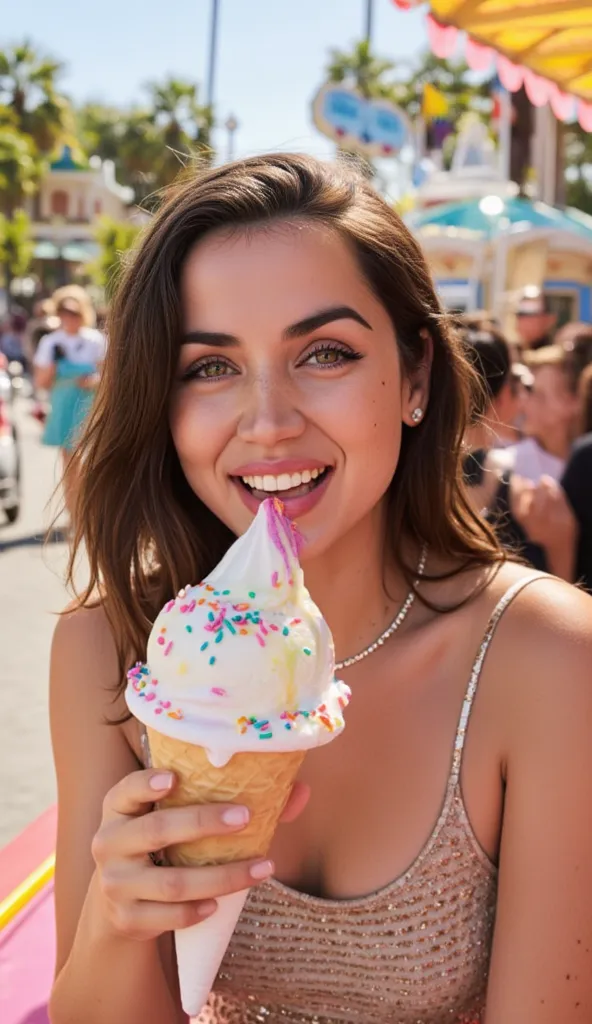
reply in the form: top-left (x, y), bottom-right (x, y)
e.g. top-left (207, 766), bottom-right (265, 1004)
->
top-left (576, 1002), bottom-right (581, 1008)
top-left (566, 974), bottom-right (571, 980)
top-left (381, 380), bottom-right (386, 386)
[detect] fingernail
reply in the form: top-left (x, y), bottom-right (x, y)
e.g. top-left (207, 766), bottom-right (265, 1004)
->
top-left (149, 772), bottom-right (174, 791)
top-left (250, 859), bottom-right (274, 880)
top-left (222, 806), bottom-right (250, 827)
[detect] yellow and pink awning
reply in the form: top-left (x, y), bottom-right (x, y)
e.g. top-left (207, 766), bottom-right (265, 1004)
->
top-left (393, 0), bottom-right (592, 129)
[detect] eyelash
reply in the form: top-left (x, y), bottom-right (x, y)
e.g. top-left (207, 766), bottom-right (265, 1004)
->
top-left (180, 342), bottom-right (363, 382)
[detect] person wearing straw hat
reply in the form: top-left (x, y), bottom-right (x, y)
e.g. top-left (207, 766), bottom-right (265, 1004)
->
top-left (33, 288), bottom-right (105, 521)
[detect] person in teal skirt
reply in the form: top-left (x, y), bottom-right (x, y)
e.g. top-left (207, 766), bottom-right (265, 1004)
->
top-left (33, 290), bottom-right (105, 521)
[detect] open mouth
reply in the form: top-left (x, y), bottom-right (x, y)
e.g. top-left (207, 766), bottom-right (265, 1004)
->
top-left (234, 466), bottom-right (332, 502)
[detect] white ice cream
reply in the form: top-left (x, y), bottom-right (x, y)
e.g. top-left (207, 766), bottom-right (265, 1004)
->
top-left (126, 498), bottom-right (350, 766)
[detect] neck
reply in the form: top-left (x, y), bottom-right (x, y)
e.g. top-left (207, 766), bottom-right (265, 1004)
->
top-left (301, 502), bottom-right (413, 665)
top-left (533, 428), bottom-right (570, 460)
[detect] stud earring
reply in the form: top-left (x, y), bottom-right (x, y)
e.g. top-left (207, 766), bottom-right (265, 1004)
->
top-left (411, 407), bottom-right (423, 424)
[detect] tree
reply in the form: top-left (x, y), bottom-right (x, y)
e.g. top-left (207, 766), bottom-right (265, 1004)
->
top-left (0, 126), bottom-right (40, 215)
top-left (145, 76), bottom-right (213, 188)
top-left (564, 122), bottom-right (592, 216)
top-left (0, 209), bottom-right (34, 290)
top-left (0, 40), bottom-right (73, 155)
top-left (89, 215), bottom-right (141, 299)
top-left (327, 39), bottom-right (401, 101)
top-left (77, 77), bottom-right (214, 206)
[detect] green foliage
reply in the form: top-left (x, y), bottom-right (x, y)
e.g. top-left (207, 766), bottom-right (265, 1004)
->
top-left (0, 40), bottom-right (73, 154)
top-left (77, 76), bottom-right (214, 207)
top-left (565, 122), bottom-right (592, 215)
top-left (0, 126), bottom-right (41, 213)
top-left (88, 215), bottom-right (141, 298)
top-left (0, 208), bottom-right (34, 283)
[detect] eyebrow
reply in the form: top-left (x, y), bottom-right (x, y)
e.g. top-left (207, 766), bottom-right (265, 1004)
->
top-left (181, 305), bottom-right (373, 347)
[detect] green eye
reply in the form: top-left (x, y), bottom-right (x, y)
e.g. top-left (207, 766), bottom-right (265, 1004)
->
top-left (201, 361), bottom-right (229, 377)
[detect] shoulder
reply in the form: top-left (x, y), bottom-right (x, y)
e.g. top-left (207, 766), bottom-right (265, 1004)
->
top-left (81, 326), bottom-right (105, 348)
top-left (51, 600), bottom-right (127, 723)
top-left (488, 571), bottom-right (592, 751)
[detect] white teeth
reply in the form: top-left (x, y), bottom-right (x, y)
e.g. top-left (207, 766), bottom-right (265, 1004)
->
top-left (240, 467), bottom-right (327, 492)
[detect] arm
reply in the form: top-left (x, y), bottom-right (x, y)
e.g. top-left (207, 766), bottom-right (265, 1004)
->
top-left (485, 583), bottom-right (592, 1021)
top-left (48, 605), bottom-right (185, 1024)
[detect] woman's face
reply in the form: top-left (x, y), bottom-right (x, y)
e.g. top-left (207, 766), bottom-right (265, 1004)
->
top-left (171, 221), bottom-right (425, 559)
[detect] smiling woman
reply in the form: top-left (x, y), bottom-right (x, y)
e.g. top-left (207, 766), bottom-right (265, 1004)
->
top-left (49, 154), bottom-right (592, 1024)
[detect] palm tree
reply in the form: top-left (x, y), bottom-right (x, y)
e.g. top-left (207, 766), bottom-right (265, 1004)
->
top-left (0, 41), bottom-right (72, 154)
top-left (0, 128), bottom-right (39, 291)
top-left (144, 76), bottom-right (214, 188)
top-left (326, 39), bottom-right (402, 102)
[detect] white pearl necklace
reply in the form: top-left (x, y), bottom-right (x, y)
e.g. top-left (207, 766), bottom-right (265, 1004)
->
top-left (335, 545), bottom-right (428, 670)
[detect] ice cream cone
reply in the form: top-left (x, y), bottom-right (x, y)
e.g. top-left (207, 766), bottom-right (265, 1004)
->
top-left (147, 728), bottom-right (306, 1016)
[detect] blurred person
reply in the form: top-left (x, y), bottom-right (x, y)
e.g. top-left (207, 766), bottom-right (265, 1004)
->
top-left (507, 345), bottom-right (580, 483)
top-left (514, 287), bottom-right (557, 352)
top-left (0, 312), bottom-right (28, 367)
top-left (33, 291), bottom-right (105, 521)
top-left (48, 155), bottom-right (592, 1024)
top-left (562, 433), bottom-right (592, 592)
top-left (462, 324), bottom-right (576, 579)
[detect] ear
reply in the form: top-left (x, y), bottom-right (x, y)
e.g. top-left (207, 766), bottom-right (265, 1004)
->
top-left (402, 329), bottom-right (433, 427)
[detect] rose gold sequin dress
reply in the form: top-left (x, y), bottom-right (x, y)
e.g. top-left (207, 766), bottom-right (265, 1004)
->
top-left (142, 576), bottom-right (543, 1024)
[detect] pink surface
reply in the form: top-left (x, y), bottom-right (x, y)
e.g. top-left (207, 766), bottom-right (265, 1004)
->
top-left (0, 806), bottom-right (57, 904)
top-left (0, 882), bottom-right (55, 1024)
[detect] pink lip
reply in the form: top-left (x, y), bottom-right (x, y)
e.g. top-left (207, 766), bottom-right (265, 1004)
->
top-left (232, 468), bottom-right (333, 519)
top-left (231, 458), bottom-right (330, 476)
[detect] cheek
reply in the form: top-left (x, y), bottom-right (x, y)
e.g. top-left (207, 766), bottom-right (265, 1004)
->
top-left (169, 389), bottom-right (230, 490)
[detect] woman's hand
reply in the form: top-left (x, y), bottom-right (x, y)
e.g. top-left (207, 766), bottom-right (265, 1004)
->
top-left (92, 769), bottom-right (280, 942)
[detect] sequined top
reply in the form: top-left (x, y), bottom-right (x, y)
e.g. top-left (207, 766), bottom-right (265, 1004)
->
top-left (143, 575), bottom-right (544, 1024)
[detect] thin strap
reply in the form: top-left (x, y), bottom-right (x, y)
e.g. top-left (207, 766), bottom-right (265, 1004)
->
top-left (450, 573), bottom-right (548, 785)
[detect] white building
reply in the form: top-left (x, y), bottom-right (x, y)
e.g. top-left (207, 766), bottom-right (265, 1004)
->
top-left (27, 145), bottom-right (135, 286)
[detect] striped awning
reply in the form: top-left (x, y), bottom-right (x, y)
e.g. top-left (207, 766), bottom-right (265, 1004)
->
top-left (393, 1), bottom-right (592, 129)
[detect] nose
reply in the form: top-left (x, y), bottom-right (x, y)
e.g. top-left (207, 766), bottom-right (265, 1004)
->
top-left (236, 373), bottom-right (306, 448)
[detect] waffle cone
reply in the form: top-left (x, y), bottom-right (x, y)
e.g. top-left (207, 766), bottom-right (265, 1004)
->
top-left (146, 729), bottom-right (305, 866)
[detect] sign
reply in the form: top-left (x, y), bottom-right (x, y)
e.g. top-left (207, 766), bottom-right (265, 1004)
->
top-left (312, 83), bottom-right (409, 157)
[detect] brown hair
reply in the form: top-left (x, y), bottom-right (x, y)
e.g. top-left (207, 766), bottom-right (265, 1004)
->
top-left (66, 153), bottom-right (503, 695)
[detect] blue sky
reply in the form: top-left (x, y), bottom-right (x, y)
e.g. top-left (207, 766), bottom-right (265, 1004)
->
top-left (3, 0), bottom-right (427, 160)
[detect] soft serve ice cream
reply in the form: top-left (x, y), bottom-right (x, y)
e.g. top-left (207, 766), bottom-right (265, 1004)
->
top-left (125, 498), bottom-right (351, 1018)
top-left (126, 497), bottom-right (350, 766)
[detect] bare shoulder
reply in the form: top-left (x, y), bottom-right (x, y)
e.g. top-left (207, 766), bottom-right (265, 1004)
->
top-left (485, 567), bottom-right (592, 747)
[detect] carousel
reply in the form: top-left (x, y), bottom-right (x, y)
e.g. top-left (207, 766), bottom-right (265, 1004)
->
top-left (395, 0), bottom-right (592, 327)
top-left (406, 117), bottom-right (592, 323)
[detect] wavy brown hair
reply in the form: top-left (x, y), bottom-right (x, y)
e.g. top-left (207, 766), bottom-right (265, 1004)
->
top-left (66, 153), bottom-right (503, 695)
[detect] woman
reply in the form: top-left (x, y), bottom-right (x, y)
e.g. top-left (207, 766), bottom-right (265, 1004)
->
top-left (33, 288), bottom-right (105, 520)
top-left (49, 155), bottom-right (592, 1024)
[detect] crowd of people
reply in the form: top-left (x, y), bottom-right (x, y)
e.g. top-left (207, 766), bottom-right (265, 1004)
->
top-left (458, 291), bottom-right (592, 591)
